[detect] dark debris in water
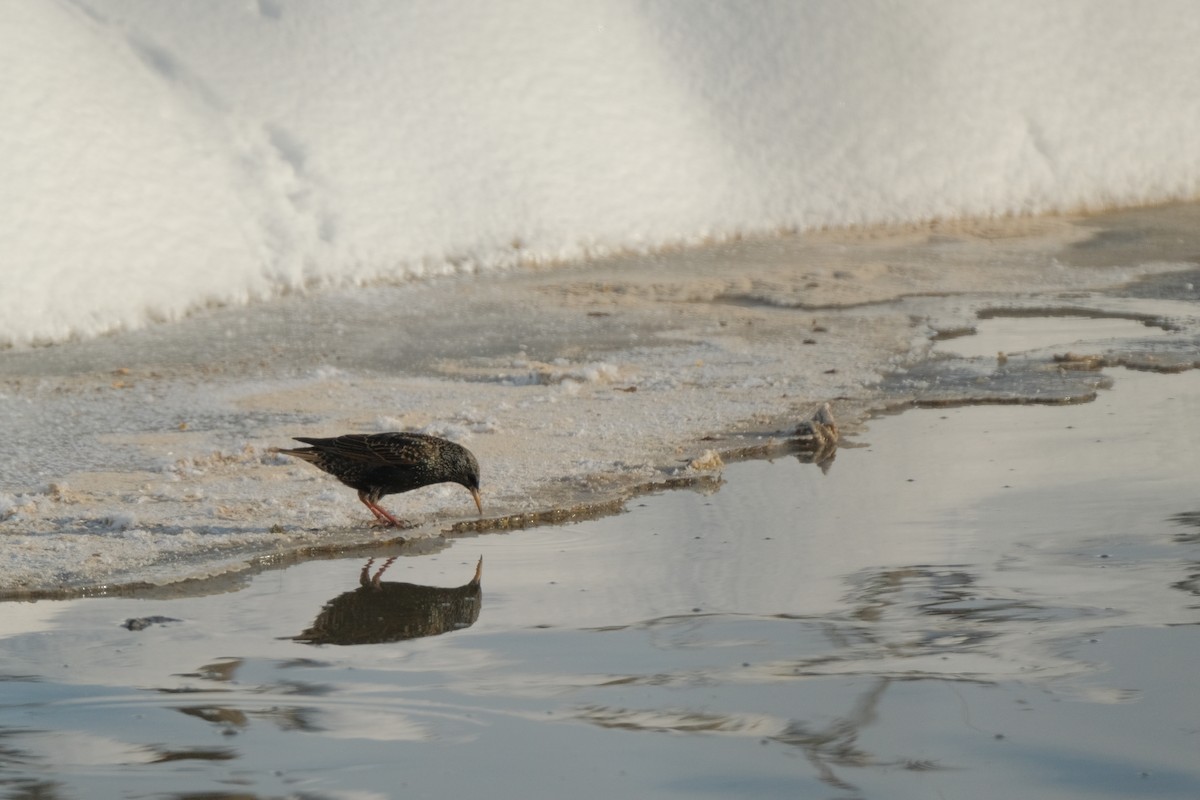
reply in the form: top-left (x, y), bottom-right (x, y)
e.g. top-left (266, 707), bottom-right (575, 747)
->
top-left (122, 615), bottom-right (182, 631)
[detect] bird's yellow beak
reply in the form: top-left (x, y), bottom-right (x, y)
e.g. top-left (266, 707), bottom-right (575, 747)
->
top-left (470, 488), bottom-right (483, 516)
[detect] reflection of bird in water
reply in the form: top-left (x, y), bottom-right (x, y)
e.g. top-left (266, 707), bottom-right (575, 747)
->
top-left (276, 432), bottom-right (482, 527)
top-left (293, 556), bottom-right (483, 645)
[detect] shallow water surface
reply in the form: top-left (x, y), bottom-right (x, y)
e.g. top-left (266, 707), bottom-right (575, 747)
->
top-left (0, 370), bottom-right (1198, 799)
top-left (932, 312), bottom-right (1170, 358)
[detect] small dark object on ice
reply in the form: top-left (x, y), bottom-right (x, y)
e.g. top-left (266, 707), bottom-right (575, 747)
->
top-left (276, 432), bottom-right (483, 528)
top-left (122, 616), bottom-right (181, 631)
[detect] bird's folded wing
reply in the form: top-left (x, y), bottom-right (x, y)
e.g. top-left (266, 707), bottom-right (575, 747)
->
top-left (294, 435), bottom-right (421, 466)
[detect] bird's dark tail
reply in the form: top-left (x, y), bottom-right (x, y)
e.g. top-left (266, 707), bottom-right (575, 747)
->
top-left (273, 446), bottom-right (321, 463)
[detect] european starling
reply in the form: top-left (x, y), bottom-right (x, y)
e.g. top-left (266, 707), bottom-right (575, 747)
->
top-left (277, 432), bottom-right (482, 527)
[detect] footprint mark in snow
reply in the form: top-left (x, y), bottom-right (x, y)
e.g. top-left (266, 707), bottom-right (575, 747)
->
top-left (265, 123), bottom-right (338, 244)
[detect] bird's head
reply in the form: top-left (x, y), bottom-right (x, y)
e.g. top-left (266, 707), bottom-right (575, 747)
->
top-left (448, 443), bottom-right (483, 516)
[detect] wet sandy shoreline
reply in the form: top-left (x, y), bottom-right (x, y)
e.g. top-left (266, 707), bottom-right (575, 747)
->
top-left (1, 203), bottom-right (1199, 595)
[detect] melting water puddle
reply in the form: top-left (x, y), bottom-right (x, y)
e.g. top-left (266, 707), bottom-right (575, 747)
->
top-left (933, 312), bottom-right (1167, 358)
top-left (0, 369), bottom-right (1197, 798)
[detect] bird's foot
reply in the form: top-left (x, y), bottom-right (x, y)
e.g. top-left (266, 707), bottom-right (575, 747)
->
top-left (368, 517), bottom-right (411, 530)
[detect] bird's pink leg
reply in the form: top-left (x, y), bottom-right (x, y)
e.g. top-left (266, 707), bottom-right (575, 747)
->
top-left (357, 491), bottom-right (404, 527)
top-left (357, 492), bottom-right (387, 522)
top-left (369, 501), bottom-right (405, 527)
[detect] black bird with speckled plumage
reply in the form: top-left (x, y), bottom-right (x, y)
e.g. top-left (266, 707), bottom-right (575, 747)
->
top-left (277, 432), bottom-right (482, 527)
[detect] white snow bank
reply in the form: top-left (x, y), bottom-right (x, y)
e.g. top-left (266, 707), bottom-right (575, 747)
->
top-left (5, 0), bottom-right (1200, 345)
